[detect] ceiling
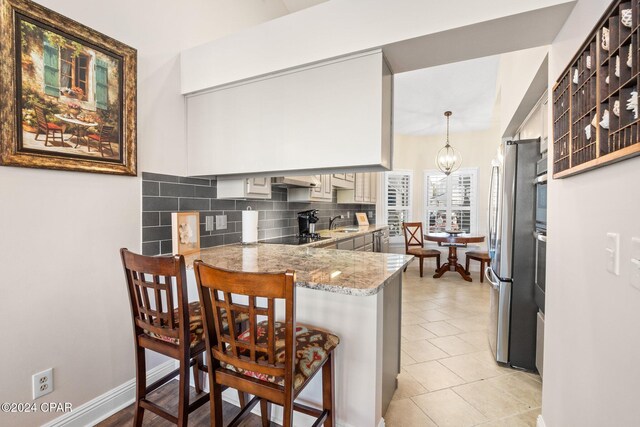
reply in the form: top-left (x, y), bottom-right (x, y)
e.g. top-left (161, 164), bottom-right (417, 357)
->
top-left (393, 55), bottom-right (500, 136)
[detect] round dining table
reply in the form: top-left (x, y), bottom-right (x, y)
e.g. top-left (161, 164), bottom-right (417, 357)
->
top-left (54, 114), bottom-right (98, 150)
top-left (424, 232), bottom-right (485, 282)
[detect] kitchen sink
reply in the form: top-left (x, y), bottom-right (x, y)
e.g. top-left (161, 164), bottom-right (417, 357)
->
top-left (336, 228), bottom-right (360, 233)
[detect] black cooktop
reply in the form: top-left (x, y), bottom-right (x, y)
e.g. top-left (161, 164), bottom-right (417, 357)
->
top-left (260, 235), bottom-right (331, 245)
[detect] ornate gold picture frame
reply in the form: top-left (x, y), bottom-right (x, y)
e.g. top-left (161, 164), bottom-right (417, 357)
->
top-left (0, 0), bottom-right (137, 175)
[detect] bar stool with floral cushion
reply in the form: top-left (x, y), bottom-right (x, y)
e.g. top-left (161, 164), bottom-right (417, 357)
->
top-left (194, 261), bottom-right (340, 427)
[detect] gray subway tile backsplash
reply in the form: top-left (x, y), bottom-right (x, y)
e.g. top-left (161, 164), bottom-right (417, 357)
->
top-left (160, 182), bottom-right (195, 198)
top-left (141, 173), bottom-right (376, 255)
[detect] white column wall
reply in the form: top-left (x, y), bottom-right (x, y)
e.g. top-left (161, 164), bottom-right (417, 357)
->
top-left (543, 0), bottom-right (640, 426)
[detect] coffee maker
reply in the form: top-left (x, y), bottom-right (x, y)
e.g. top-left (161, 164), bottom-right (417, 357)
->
top-left (297, 209), bottom-right (319, 237)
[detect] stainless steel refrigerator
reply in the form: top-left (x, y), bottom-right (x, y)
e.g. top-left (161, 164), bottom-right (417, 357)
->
top-left (485, 139), bottom-right (539, 370)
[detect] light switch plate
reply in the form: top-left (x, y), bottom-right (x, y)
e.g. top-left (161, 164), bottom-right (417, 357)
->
top-left (216, 215), bottom-right (227, 230)
top-left (205, 216), bottom-right (214, 231)
top-left (606, 232), bottom-right (620, 275)
top-left (632, 237), bottom-right (640, 261)
top-left (631, 237), bottom-right (640, 290)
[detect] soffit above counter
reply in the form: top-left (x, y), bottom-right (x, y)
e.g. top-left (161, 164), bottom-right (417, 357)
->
top-left (180, 0), bottom-right (576, 94)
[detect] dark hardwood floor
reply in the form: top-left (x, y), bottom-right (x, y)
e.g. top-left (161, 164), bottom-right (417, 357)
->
top-left (97, 380), bottom-right (275, 426)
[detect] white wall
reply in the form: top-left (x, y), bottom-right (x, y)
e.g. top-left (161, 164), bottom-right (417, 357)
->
top-left (543, 1), bottom-right (640, 426)
top-left (498, 46), bottom-right (549, 136)
top-left (0, 2), bottom-right (289, 426)
top-left (393, 124), bottom-right (500, 246)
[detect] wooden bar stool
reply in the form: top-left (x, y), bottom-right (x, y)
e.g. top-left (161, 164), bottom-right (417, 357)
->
top-left (464, 251), bottom-right (491, 283)
top-left (402, 222), bottom-right (441, 277)
top-left (120, 249), bottom-right (209, 426)
top-left (194, 262), bottom-right (340, 427)
top-left (120, 249), bottom-right (250, 426)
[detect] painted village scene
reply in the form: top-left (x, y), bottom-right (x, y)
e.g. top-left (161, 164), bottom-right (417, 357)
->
top-left (19, 18), bottom-right (122, 161)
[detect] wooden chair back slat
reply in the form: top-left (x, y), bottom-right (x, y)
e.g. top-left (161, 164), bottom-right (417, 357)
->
top-left (403, 222), bottom-right (425, 250)
top-left (248, 296), bottom-right (257, 362)
top-left (121, 249), bottom-right (189, 346)
top-left (267, 298), bottom-right (275, 365)
top-left (194, 261), bottom-right (296, 387)
top-left (34, 105), bottom-right (48, 129)
top-left (100, 124), bottom-right (115, 141)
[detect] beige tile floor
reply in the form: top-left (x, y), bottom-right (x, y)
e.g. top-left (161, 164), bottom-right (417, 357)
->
top-left (386, 259), bottom-right (542, 427)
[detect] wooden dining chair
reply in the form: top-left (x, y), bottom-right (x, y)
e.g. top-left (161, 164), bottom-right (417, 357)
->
top-left (34, 105), bottom-right (64, 146)
top-left (194, 261), bottom-right (340, 427)
top-left (402, 222), bottom-right (441, 277)
top-left (87, 124), bottom-right (115, 157)
top-left (464, 251), bottom-right (491, 283)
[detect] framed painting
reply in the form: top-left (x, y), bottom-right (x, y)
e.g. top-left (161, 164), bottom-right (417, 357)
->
top-left (0, 0), bottom-right (137, 175)
top-left (356, 212), bottom-right (369, 226)
top-left (171, 212), bottom-right (200, 255)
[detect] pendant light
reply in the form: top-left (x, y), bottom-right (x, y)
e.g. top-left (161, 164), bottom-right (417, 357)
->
top-left (436, 111), bottom-right (462, 175)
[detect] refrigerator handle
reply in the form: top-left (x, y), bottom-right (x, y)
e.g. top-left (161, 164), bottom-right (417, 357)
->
top-left (485, 266), bottom-right (500, 290)
top-left (487, 165), bottom-right (498, 254)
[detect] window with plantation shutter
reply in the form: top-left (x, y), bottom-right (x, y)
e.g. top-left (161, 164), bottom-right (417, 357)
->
top-left (424, 168), bottom-right (478, 234)
top-left (384, 171), bottom-right (412, 242)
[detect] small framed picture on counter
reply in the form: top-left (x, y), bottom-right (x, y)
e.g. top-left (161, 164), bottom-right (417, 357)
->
top-left (356, 212), bottom-right (369, 226)
top-left (171, 212), bottom-right (200, 255)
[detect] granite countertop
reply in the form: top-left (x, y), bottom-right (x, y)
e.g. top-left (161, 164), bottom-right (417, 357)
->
top-left (308, 224), bottom-right (389, 247)
top-left (184, 242), bottom-right (413, 297)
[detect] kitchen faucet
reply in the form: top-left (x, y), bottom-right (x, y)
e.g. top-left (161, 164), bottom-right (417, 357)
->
top-left (329, 215), bottom-right (344, 230)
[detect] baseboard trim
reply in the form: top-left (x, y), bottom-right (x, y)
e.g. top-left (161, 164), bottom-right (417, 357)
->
top-left (537, 414), bottom-right (546, 427)
top-left (222, 392), bottom-right (358, 427)
top-left (42, 361), bottom-right (175, 427)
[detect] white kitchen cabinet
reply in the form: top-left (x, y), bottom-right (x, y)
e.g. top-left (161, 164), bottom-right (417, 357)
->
top-left (332, 173), bottom-right (355, 189)
top-left (363, 172), bottom-right (371, 203)
top-left (185, 50), bottom-right (392, 177)
top-left (337, 173), bottom-right (378, 205)
top-left (217, 177), bottom-right (271, 199)
top-left (287, 175), bottom-right (333, 202)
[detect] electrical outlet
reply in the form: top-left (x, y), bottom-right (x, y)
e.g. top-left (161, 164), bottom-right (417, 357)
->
top-left (346, 212), bottom-right (350, 218)
top-left (205, 216), bottom-right (214, 231)
top-left (32, 368), bottom-right (53, 399)
top-left (216, 215), bottom-right (227, 230)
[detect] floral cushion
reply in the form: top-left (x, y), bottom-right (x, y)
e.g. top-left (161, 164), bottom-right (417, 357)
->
top-left (220, 321), bottom-right (339, 391)
top-left (146, 302), bottom-right (248, 348)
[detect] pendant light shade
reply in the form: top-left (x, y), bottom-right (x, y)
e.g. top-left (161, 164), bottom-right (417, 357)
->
top-left (436, 111), bottom-right (462, 175)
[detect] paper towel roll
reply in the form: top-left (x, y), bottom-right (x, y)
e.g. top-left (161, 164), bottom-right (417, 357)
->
top-left (242, 210), bottom-right (259, 244)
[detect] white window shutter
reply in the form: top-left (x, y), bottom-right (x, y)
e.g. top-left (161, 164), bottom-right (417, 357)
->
top-left (424, 168), bottom-right (478, 235)
top-left (384, 171), bottom-right (412, 240)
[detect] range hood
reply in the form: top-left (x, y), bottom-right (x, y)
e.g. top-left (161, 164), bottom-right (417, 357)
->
top-left (272, 176), bottom-right (321, 187)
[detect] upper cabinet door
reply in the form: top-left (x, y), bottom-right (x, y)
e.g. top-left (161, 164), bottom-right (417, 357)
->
top-left (186, 51), bottom-right (393, 177)
top-left (354, 173), bottom-right (365, 202)
top-left (322, 175), bottom-right (333, 200)
top-left (247, 177), bottom-right (272, 197)
top-left (363, 172), bottom-right (371, 203)
top-left (311, 175), bottom-right (324, 198)
top-left (370, 172), bottom-right (378, 204)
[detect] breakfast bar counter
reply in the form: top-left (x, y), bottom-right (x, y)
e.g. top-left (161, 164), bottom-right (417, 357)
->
top-left (184, 242), bottom-right (410, 296)
top-left (182, 243), bottom-right (413, 427)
